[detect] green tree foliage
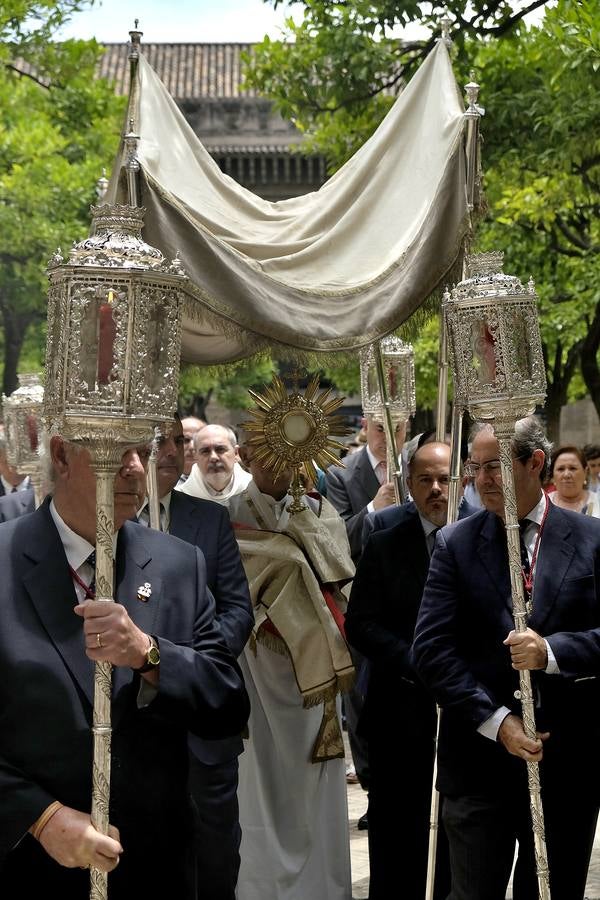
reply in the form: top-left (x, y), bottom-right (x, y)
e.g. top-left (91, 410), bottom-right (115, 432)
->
top-left (248, 1), bottom-right (599, 439)
top-left (0, 1), bottom-right (125, 394)
top-left (245, 0), bottom-right (547, 170)
top-left (178, 355), bottom-right (279, 420)
top-left (474, 0), bottom-right (600, 437)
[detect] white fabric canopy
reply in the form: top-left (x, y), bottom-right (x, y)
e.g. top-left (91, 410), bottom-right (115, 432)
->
top-left (109, 41), bottom-right (470, 363)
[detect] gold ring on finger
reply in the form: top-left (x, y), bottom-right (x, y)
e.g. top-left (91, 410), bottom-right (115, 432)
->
top-left (96, 632), bottom-right (103, 648)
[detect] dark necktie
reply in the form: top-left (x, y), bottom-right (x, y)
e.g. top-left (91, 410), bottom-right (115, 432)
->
top-left (86, 550), bottom-right (96, 596)
top-left (518, 519), bottom-right (530, 577)
top-left (11, 486), bottom-right (17, 493)
top-left (141, 502), bottom-right (166, 531)
top-left (427, 527), bottom-right (439, 557)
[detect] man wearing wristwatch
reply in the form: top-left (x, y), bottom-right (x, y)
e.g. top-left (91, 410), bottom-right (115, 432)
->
top-left (138, 414), bottom-right (253, 900)
top-left (0, 434), bottom-right (250, 900)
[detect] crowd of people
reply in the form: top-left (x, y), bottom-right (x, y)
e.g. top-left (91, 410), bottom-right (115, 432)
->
top-left (0, 408), bottom-right (599, 900)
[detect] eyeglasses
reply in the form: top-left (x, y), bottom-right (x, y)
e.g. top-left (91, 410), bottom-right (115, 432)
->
top-left (464, 459), bottom-right (502, 478)
top-left (465, 453), bottom-right (531, 478)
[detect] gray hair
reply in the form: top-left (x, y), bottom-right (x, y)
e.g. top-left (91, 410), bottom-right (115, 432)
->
top-left (468, 416), bottom-right (552, 481)
top-left (193, 423), bottom-right (238, 451)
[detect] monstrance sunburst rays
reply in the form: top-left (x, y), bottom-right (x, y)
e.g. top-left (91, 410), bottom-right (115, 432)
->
top-left (243, 373), bottom-right (353, 513)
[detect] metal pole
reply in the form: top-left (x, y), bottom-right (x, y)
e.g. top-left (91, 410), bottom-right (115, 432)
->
top-left (424, 399), bottom-right (463, 900)
top-left (89, 462), bottom-right (119, 900)
top-left (373, 340), bottom-right (407, 504)
top-left (496, 426), bottom-right (550, 900)
top-left (435, 309), bottom-right (448, 442)
top-left (147, 430), bottom-right (161, 530)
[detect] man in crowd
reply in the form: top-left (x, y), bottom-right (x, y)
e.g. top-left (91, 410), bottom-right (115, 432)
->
top-left (138, 415), bottom-right (253, 900)
top-left (413, 417), bottom-right (600, 900)
top-left (179, 415), bottom-right (206, 483)
top-left (346, 442), bottom-right (454, 900)
top-left (326, 414), bottom-right (406, 564)
top-left (0, 433), bottom-right (30, 496)
top-left (177, 423), bottom-right (251, 505)
top-left (0, 480), bottom-right (35, 521)
top-left (228, 434), bottom-right (355, 900)
top-left (584, 442), bottom-right (600, 493)
top-left (326, 413), bottom-right (406, 812)
top-left (0, 435), bottom-right (249, 899)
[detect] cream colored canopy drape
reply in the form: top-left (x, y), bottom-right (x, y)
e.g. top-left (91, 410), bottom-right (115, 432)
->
top-left (109, 40), bottom-right (470, 363)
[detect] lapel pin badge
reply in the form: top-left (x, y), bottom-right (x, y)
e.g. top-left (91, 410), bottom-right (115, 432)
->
top-left (137, 582), bottom-right (152, 602)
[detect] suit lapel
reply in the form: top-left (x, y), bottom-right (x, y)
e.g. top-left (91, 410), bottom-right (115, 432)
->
top-left (23, 505), bottom-right (95, 706)
top-left (529, 504), bottom-right (575, 631)
top-left (477, 512), bottom-right (512, 610)
top-left (112, 523), bottom-right (163, 709)
top-left (169, 491), bottom-right (196, 543)
top-left (355, 448), bottom-right (380, 502)
top-left (402, 505), bottom-right (430, 592)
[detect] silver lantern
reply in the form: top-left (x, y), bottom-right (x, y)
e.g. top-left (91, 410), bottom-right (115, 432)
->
top-left (445, 250), bottom-right (550, 900)
top-left (360, 336), bottom-right (416, 503)
top-left (2, 372), bottom-right (45, 507)
top-left (44, 201), bottom-right (187, 900)
top-left (445, 251), bottom-right (546, 424)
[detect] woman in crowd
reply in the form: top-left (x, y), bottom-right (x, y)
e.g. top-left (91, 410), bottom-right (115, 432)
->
top-left (549, 444), bottom-right (600, 517)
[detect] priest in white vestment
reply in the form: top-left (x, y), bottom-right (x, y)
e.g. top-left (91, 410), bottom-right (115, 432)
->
top-left (176, 423), bottom-right (251, 505)
top-left (229, 442), bottom-right (355, 900)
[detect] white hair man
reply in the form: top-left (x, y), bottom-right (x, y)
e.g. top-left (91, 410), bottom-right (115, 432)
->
top-left (177, 424), bottom-right (251, 505)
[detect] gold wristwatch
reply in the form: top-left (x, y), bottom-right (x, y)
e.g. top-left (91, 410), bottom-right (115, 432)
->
top-left (134, 635), bottom-right (160, 673)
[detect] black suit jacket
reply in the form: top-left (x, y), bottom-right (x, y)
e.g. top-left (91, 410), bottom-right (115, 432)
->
top-left (362, 495), bottom-right (478, 546)
top-left (326, 446), bottom-right (380, 562)
top-left (413, 504), bottom-right (600, 797)
top-left (168, 489), bottom-right (253, 764)
top-left (0, 502), bottom-right (249, 883)
top-left (0, 486), bottom-right (35, 522)
top-left (346, 502), bottom-right (434, 742)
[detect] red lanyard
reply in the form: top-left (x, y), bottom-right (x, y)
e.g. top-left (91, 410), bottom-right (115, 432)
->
top-left (69, 565), bottom-right (95, 600)
top-left (521, 495), bottom-right (549, 595)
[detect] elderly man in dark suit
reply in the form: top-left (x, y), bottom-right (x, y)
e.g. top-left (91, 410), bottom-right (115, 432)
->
top-left (346, 441), bottom-right (455, 900)
top-left (0, 435), bottom-right (249, 900)
top-left (413, 417), bottom-right (600, 900)
top-left (138, 415), bottom-right (253, 900)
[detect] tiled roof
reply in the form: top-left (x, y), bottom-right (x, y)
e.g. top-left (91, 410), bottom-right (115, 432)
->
top-left (98, 43), bottom-right (259, 98)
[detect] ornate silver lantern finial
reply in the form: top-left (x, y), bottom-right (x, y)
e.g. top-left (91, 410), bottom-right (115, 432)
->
top-left (95, 168), bottom-right (109, 202)
top-left (360, 336), bottom-right (416, 422)
top-left (438, 11), bottom-right (453, 48)
top-left (2, 373), bottom-right (46, 508)
top-left (45, 202), bottom-right (186, 446)
top-left (445, 251), bottom-right (546, 425)
top-left (360, 336), bottom-right (415, 503)
top-left (128, 20), bottom-right (143, 60)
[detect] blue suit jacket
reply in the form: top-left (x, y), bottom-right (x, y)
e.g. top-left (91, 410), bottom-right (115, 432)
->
top-left (168, 490), bottom-right (253, 764)
top-left (0, 501), bottom-right (249, 890)
top-left (346, 502), bottom-right (434, 743)
top-left (413, 503), bottom-right (600, 797)
top-left (0, 486), bottom-right (35, 522)
top-left (326, 447), bottom-right (380, 563)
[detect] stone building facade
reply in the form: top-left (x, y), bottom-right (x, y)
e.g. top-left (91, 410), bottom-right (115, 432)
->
top-left (98, 42), bottom-right (328, 200)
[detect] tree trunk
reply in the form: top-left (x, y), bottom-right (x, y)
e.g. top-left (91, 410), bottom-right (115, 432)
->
top-left (542, 338), bottom-right (581, 445)
top-left (182, 388), bottom-right (213, 422)
top-left (581, 300), bottom-right (600, 426)
top-left (1, 310), bottom-right (30, 396)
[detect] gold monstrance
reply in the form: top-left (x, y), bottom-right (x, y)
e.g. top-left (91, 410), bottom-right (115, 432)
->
top-left (243, 373), bottom-right (352, 513)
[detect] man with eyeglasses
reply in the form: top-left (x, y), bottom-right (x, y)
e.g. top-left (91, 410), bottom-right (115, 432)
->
top-left (413, 417), bottom-right (600, 900)
top-left (346, 441), bottom-right (460, 899)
